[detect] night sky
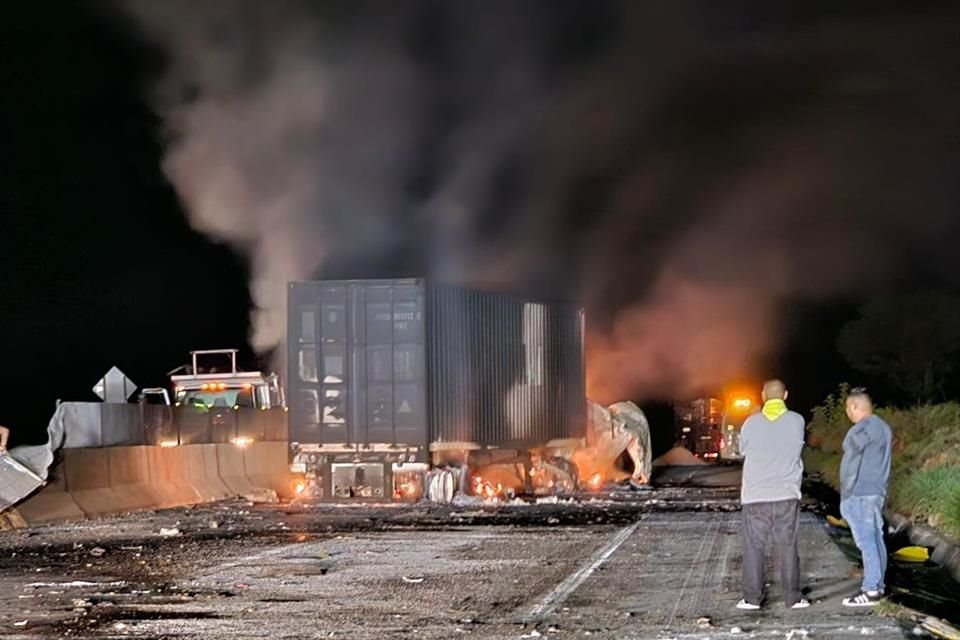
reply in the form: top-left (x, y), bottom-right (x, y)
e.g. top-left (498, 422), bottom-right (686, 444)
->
top-left (4, 1), bottom-right (960, 445)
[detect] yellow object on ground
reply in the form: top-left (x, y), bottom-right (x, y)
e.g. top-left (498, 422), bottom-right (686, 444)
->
top-left (826, 515), bottom-right (849, 528)
top-left (892, 546), bottom-right (930, 563)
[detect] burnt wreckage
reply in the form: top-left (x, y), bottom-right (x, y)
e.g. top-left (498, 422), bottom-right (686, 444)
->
top-left (287, 279), bottom-right (587, 501)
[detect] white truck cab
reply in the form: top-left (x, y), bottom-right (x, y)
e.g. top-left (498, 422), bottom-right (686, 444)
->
top-left (168, 349), bottom-right (285, 411)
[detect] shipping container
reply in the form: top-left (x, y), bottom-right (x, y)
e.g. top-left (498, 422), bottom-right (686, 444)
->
top-left (287, 279), bottom-right (586, 499)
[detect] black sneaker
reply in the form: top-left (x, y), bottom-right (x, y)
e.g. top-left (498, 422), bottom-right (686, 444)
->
top-left (842, 591), bottom-right (882, 607)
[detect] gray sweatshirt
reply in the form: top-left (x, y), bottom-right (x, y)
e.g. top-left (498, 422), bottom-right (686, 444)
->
top-left (839, 414), bottom-right (892, 500)
top-left (739, 409), bottom-right (806, 504)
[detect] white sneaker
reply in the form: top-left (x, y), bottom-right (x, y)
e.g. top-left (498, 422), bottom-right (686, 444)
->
top-left (790, 598), bottom-right (811, 609)
top-left (736, 599), bottom-right (761, 610)
top-left (842, 591), bottom-right (882, 607)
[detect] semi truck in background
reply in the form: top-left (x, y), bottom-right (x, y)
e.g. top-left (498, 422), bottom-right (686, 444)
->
top-left (140, 279), bottom-right (589, 503)
top-left (674, 397), bottom-right (722, 459)
top-left (674, 387), bottom-right (760, 461)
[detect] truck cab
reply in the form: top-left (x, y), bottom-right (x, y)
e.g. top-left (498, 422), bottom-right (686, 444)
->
top-left (170, 349), bottom-right (285, 412)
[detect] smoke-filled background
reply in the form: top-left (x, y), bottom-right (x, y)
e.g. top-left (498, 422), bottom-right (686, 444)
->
top-left (119, 0), bottom-right (960, 403)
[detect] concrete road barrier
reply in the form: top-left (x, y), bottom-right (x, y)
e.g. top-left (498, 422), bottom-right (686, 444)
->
top-left (145, 446), bottom-right (202, 508)
top-left (215, 443), bottom-right (259, 497)
top-left (243, 442), bottom-right (293, 499)
top-left (182, 444), bottom-right (233, 502)
top-left (8, 439), bottom-right (294, 524)
top-left (15, 473), bottom-right (85, 525)
top-left (62, 448), bottom-right (124, 517)
top-left (107, 446), bottom-right (162, 513)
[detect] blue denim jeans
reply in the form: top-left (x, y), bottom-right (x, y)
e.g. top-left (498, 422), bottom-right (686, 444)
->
top-left (840, 495), bottom-right (887, 593)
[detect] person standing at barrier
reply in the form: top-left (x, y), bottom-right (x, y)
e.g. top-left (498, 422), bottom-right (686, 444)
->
top-left (839, 388), bottom-right (893, 607)
top-left (0, 425), bottom-right (9, 453)
top-left (737, 379), bottom-right (810, 610)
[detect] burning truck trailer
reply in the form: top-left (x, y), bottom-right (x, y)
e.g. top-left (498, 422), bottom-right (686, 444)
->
top-left (286, 279), bottom-right (587, 502)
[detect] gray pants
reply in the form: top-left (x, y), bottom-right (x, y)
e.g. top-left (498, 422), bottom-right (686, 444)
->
top-left (741, 499), bottom-right (801, 606)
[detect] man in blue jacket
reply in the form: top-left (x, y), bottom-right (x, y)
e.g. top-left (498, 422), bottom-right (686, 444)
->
top-left (840, 388), bottom-right (893, 607)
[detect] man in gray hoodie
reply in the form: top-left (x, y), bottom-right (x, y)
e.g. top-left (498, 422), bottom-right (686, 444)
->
top-left (839, 388), bottom-right (893, 607)
top-left (737, 379), bottom-right (809, 610)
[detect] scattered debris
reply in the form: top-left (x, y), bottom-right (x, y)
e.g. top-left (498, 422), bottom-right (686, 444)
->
top-left (13, 621), bottom-right (28, 627)
top-left (893, 546), bottom-right (930, 563)
top-left (785, 630), bottom-right (810, 640)
top-left (209, 520), bottom-right (220, 529)
top-left (27, 580), bottom-right (126, 588)
top-left (243, 489), bottom-right (279, 504)
top-left (520, 630), bottom-right (542, 639)
top-left (402, 576), bottom-right (425, 584)
top-left (731, 627), bottom-right (743, 634)
top-left (696, 616), bottom-right (712, 628)
top-left (89, 546), bottom-right (106, 557)
top-left (920, 616), bottom-right (960, 639)
top-left (159, 527), bottom-right (181, 537)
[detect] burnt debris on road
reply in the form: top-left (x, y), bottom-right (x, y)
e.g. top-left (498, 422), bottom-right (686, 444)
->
top-left (0, 486), bottom-right (924, 640)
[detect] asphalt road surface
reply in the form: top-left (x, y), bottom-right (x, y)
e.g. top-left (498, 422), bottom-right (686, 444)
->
top-left (0, 488), bottom-right (911, 639)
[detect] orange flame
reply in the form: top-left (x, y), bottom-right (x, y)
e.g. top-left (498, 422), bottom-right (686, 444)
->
top-left (587, 472), bottom-right (603, 490)
top-left (472, 475), bottom-right (505, 500)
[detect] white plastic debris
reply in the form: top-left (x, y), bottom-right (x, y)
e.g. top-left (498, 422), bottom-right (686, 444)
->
top-left (89, 547), bottom-right (106, 557)
top-left (520, 630), bottom-right (542, 639)
top-left (402, 576), bottom-right (425, 584)
top-left (861, 628), bottom-right (876, 636)
top-left (731, 627), bottom-right (743, 634)
top-left (159, 527), bottom-right (181, 537)
top-left (13, 621), bottom-right (28, 627)
top-left (785, 630), bottom-right (810, 640)
top-left (27, 580), bottom-right (126, 588)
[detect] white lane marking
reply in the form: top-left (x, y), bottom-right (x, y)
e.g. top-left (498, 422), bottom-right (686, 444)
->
top-left (526, 520), bottom-right (641, 621)
top-left (667, 516), bottom-right (719, 626)
top-left (198, 542), bottom-right (321, 579)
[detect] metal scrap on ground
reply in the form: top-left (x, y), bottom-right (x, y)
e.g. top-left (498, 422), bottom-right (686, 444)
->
top-left (0, 404), bottom-right (66, 513)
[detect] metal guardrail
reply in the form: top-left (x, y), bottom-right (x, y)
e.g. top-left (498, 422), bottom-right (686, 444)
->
top-left (64, 402), bottom-right (288, 448)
